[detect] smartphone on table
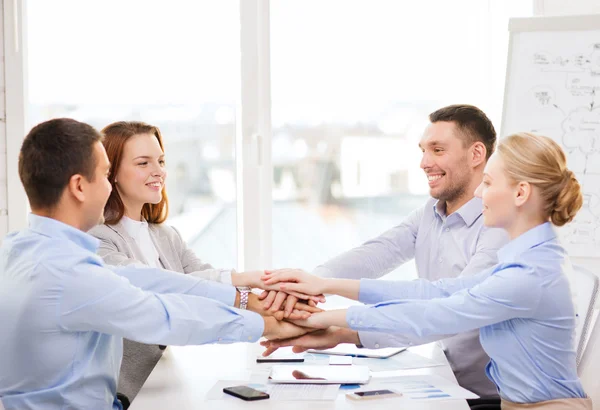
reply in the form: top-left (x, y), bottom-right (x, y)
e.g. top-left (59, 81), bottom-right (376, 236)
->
top-left (346, 389), bottom-right (402, 400)
top-left (223, 385), bottom-right (270, 401)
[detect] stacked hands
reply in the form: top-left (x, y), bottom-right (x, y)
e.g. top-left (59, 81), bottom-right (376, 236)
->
top-left (239, 269), bottom-right (359, 356)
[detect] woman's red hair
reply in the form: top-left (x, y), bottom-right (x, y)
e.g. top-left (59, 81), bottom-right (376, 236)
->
top-left (102, 121), bottom-right (169, 224)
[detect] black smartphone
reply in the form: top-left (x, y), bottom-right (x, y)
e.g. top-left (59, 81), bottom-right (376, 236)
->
top-left (256, 357), bottom-right (305, 363)
top-left (223, 385), bottom-right (270, 401)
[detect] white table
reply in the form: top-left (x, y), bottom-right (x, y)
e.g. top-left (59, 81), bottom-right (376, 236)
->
top-left (130, 342), bottom-right (469, 409)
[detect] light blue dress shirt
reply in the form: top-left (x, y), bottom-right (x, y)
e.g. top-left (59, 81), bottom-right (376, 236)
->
top-left (314, 197), bottom-right (508, 397)
top-left (347, 222), bottom-right (586, 403)
top-left (0, 215), bottom-right (264, 410)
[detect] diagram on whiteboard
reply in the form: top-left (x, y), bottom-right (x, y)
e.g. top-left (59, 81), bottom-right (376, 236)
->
top-left (503, 31), bottom-right (600, 257)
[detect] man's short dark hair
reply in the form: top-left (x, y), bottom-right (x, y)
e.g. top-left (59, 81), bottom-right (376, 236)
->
top-left (19, 118), bottom-right (102, 210)
top-left (429, 104), bottom-right (496, 160)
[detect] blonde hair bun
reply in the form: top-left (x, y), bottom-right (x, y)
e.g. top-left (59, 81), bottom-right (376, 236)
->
top-left (551, 169), bottom-right (582, 227)
top-left (498, 133), bottom-right (583, 227)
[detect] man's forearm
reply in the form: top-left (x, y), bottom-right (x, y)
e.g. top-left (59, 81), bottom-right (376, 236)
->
top-left (339, 327), bottom-right (361, 345)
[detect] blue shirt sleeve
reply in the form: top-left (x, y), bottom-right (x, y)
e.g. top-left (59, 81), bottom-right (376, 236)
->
top-left (111, 264), bottom-right (236, 306)
top-left (357, 330), bottom-right (455, 348)
top-left (348, 264), bottom-right (543, 339)
top-left (358, 265), bottom-right (495, 305)
top-left (358, 226), bottom-right (507, 349)
top-left (56, 262), bottom-right (263, 345)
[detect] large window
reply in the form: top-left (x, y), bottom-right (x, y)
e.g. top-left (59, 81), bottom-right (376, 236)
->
top-left (23, 1), bottom-right (531, 273)
top-left (27, 0), bottom-right (240, 268)
top-left (270, 0), bottom-right (532, 278)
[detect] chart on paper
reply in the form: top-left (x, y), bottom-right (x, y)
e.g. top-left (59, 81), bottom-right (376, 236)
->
top-left (372, 374), bottom-right (479, 401)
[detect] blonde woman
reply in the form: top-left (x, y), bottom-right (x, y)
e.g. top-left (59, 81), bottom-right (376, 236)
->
top-left (261, 133), bottom-right (591, 410)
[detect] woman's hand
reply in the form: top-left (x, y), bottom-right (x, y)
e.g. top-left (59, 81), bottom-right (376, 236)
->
top-left (231, 270), bottom-right (265, 288)
top-left (232, 270), bottom-right (326, 303)
top-left (262, 317), bottom-right (310, 341)
top-left (261, 269), bottom-right (328, 298)
top-left (248, 293), bottom-right (323, 320)
top-left (258, 291), bottom-right (324, 317)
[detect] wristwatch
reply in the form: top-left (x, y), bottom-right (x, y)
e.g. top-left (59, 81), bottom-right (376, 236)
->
top-left (237, 286), bottom-right (252, 310)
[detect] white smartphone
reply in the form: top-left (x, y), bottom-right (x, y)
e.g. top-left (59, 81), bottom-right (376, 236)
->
top-left (346, 389), bottom-right (402, 401)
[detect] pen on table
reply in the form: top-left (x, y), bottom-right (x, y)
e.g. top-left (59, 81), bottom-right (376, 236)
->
top-left (256, 358), bottom-right (305, 363)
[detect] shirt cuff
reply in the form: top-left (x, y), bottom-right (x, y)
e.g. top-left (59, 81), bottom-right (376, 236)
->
top-left (233, 309), bottom-right (264, 343)
top-left (346, 305), bottom-right (371, 330)
top-left (358, 331), bottom-right (383, 349)
top-left (219, 269), bottom-right (233, 285)
top-left (357, 331), bottom-right (413, 349)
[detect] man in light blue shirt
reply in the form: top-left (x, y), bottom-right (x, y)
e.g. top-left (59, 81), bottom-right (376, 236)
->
top-left (264, 105), bottom-right (509, 399)
top-left (0, 119), bottom-right (307, 410)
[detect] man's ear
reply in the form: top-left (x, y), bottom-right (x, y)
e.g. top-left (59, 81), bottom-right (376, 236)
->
top-left (514, 181), bottom-right (531, 208)
top-left (68, 174), bottom-right (86, 203)
top-left (470, 142), bottom-right (486, 168)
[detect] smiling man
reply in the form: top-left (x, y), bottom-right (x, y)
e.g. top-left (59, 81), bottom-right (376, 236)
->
top-left (288, 105), bottom-right (510, 404)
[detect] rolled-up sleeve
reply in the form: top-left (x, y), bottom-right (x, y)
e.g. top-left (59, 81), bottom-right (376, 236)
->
top-left (58, 263), bottom-right (263, 345)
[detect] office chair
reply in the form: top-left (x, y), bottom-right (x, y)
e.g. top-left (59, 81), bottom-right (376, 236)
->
top-left (467, 398), bottom-right (501, 409)
top-left (117, 392), bottom-right (131, 410)
top-left (572, 265), bottom-right (599, 366)
top-left (578, 298), bottom-right (600, 408)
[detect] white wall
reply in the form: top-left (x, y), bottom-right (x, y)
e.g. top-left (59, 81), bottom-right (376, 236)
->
top-left (3, 0), bottom-right (29, 236)
top-left (534, 0), bottom-right (600, 15)
top-left (0, 4), bottom-right (8, 236)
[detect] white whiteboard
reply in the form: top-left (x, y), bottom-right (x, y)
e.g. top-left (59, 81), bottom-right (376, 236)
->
top-left (502, 15), bottom-right (600, 258)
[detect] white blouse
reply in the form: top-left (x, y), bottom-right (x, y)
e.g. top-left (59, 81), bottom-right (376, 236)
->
top-left (120, 216), bottom-right (161, 269)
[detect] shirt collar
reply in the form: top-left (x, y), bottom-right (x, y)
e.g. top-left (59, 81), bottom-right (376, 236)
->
top-left (497, 222), bottom-right (556, 263)
top-left (28, 214), bottom-right (100, 252)
top-left (432, 197), bottom-right (483, 227)
top-left (120, 216), bottom-right (148, 238)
